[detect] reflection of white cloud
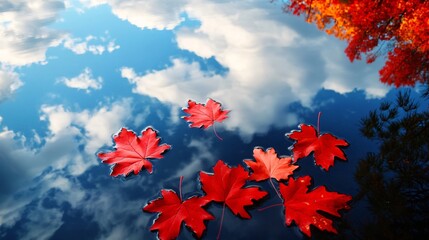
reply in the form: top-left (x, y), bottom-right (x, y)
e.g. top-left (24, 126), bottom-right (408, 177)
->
top-left (14, 172), bottom-right (84, 240)
top-left (59, 67), bottom-right (103, 92)
top-left (0, 193), bottom-right (30, 228)
top-left (63, 35), bottom-right (120, 55)
top-left (0, 126), bottom-right (35, 203)
top-left (320, 43), bottom-right (389, 98)
top-left (116, 0), bottom-right (389, 139)
top-left (168, 139), bottom-right (215, 180)
top-left (121, 60), bottom-right (225, 103)
top-left (0, 170), bottom-right (84, 230)
top-left (0, 65), bottom-right (23, 101)
top-left (40, 98), bottom-right (133, 155)
top-left (20, 205), bottom-right (63, 240)
top-left (107, 41), bottom-right (120, 52)
top-left (0, 158), bottom-right (150, 240)
top-left (122, 58), bottom-right (301, 140)
top-left (79, 187), bottom-right (149, 240)
top-left (81, 100), bottom-right (133, 154)
top-left (0, 99), bottom-right (134, 238)
top-left (43, 172), bottom-right (86, 208)
top-left (169, 106), bottom-right (180, 125)
top-left (0, 170), bottom-right (89, 240)
top-left (0, 99), bottom-right (132, 202)
top-left (80, 0), bottom-right (186, 30)
top-left (0, 0), bottom-right (65, 66)
top-left (132, 106), bottom-right (150, 127)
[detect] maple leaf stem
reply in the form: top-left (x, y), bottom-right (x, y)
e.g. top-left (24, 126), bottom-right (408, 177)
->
top-left (257, 203), bottom-right (283, 212)
top-left (212, 123), bottom-right (223, 141)
top-left (217, 202), bottom-right (226, 240)
top-left (317, 111), bottom-right (322, 134)
top-left (179, 176), bottom-right (184, 201)
top-left (269, 178), bottom-right (282, 201)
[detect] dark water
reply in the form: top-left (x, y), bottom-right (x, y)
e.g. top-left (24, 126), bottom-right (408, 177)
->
top-left (3, 87), bottom-right (427, 239)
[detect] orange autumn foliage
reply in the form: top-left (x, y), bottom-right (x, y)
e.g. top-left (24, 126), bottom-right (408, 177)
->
top-left (285, 0), bottom-right (429, 87)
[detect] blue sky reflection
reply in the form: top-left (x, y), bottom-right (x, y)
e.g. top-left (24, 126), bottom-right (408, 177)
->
top-left (0, 1), bottom-right (417, 239)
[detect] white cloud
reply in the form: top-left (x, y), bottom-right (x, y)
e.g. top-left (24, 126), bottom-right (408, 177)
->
top-left (0, 65), bottom-right (23, 101)
top-left (117, 0), bottom-right (390, 139)
top-left (80, 0), bottom-right (187, 30)
top-left (59, 67), bottom-right (103, 92)
top-left (63, 34), bottom-right (120, 55)
top-left (0, 0), bottom-right (66, 66)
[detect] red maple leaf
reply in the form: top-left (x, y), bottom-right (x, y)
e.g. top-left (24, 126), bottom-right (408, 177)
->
top-left (199, 160), bottom-right (267, 219)
top-left (143, 190), bottom-right (214, 240)
top-left (244, 147), bottom-right (298, 182)
top-left (286, 124), bottom-right (349, 170)
top-left (97, 127), bottom-right (170, 177)
top-left (183, 99), bottom-right (230, 140)
top-left (279, 176), bottom-right (352, 237)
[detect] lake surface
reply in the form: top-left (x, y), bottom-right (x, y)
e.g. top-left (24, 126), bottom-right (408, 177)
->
top-left (1, 1), bottom-right (427, 239)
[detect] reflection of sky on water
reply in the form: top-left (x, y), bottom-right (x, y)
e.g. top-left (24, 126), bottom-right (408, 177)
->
top-left (0, 1), bottom-right (417, 239)
top-left (1, 88), bottom-right (398, 239)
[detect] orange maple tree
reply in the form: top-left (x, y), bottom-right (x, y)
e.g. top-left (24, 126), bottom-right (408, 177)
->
top-left (285, 0), bottom-right (429, 87)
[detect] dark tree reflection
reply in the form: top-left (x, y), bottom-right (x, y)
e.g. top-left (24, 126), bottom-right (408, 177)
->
top-left (355, 88), bottom-right (429, 240)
